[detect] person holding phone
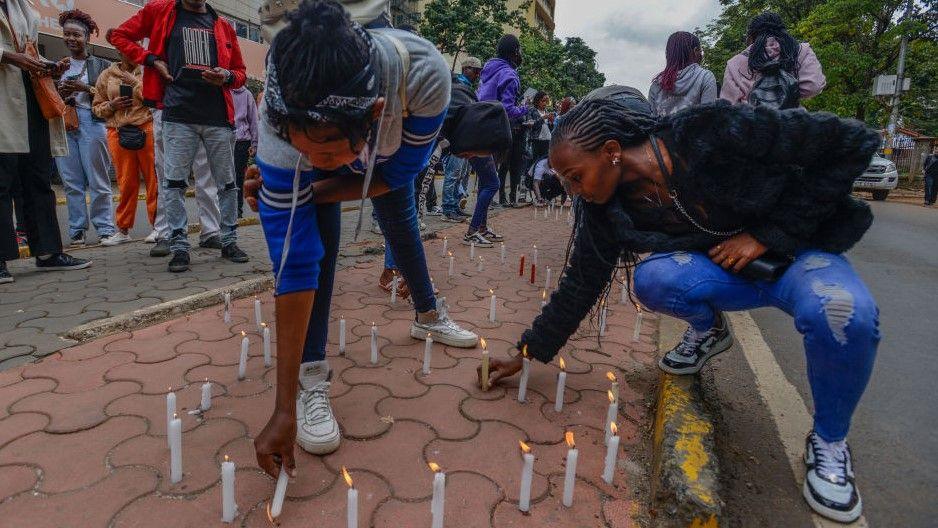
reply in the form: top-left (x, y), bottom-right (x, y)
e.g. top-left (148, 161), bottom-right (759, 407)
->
top-left (55, 10), bottom-right (121, 247)
top-left (1, 0), bottom-right (91, 284)
top-left (93, 43), bottom-right (157, 240)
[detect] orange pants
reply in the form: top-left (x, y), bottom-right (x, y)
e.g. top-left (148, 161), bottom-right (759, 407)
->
top-left (107, 121), bottom-right (158, 231)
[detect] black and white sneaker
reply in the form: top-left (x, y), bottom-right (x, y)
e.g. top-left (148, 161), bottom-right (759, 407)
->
top-left (0, 261), bottom-right (12, 284)
top-left (69, 232), bottom-right (85, 247)
top-left (462, 230), bottom-right (493, 247)
top-left (803, 431), bottom-right (862, 523)
top-left (35, 253), bottom-right (92, 271)
top-left (658, 314), bottom-right (733, 375)
top-left (480, 228), bottom-right (503, 242)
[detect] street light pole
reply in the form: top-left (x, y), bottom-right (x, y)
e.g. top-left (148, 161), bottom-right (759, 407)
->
top-left (887, 0), bottom-right (914, 148)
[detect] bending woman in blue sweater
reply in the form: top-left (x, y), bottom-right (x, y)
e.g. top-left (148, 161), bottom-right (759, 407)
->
top-left (246, 0), bottom-right (478, 477)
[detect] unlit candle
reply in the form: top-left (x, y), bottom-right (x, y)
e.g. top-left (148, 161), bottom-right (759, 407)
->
top-left (269, 466), bottom-right (289, 518)
top-left (339, 317), bottom-right (346, 354)
top-left (253, 297), bottom-right (262, 330)
top-left (223, 292), bottom-right (231, 323)
top-left (423, 333), bottom-right (433, 375)
top-left (262, 324), bottom-right (271, 367)
top-left (370, 323), bottom-right (378, 364)
top-left (169, 415), bottom-right (182, 484)
top-left (238, 331), bottom-right (248, 380)
top-left (200, 380), bottom-right (212, 411)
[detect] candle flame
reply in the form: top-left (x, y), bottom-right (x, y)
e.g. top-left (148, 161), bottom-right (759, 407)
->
top-left (558, 357), bottom-right (566, 371)
top-left (427, 332), bottom-right (431, 339)
top-left (173, 412), bottom-right (178, 419)
top-left (634, 303), bottom-right (642, 312)
top-left (342, 466), bottom-right (354, 488)
top-left (480, 337), bottom-right (487, 350)
top-left (224, 454), bottom-right (229, 462)
top-left (519, 440), bottom-right (531, 454)
top-left (565, 431), bottom-right (575, 448)
top-left (608, 390), bottom-right (615, 403)
top-left (241, 330), bottom-right (246, 337)
top-left (489, 288), bottom-right (494, 294)
top-left (261, 322), bottom-right (268, 328)
top-left (522, 345), bottom-right (528, 358)
top-left (428, 462), bottom-right (441, 473)
top-left (606, 371), bottom-right (616, 382)
top-left (448, 251), bottom-right (453, 257)
top-left (610, 422), bottom-right (618, 436)
top-left (542, 290), bottom-right (546, 300)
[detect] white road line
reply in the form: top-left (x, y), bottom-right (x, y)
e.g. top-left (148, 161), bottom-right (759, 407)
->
top-left (727, 311), bottom-right (869, 528)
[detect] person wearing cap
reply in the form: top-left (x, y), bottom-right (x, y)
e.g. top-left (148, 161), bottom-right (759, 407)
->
top-left (440, 56), bottom-right (481, 222)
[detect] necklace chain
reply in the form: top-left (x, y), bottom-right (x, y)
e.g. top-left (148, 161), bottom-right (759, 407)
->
top-left (668, 190), bottom-right (744, 237)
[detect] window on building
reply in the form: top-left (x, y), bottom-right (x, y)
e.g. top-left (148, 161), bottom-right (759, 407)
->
top-left (223, 15), bottom-right (263, 43)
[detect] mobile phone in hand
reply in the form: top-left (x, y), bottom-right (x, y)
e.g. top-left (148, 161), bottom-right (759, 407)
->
top-left (119, 84), bottom-right (133, 99)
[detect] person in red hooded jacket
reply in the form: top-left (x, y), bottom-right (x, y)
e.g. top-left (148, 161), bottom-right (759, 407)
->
top-left (109, 0), bottom-right (250, 273)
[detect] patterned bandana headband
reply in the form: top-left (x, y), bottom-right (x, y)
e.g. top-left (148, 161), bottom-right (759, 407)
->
top-left (265, 21), bottom-right (380, 123)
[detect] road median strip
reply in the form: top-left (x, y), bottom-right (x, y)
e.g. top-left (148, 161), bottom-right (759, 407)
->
top-left (651, 315), bottom-right (722, 527)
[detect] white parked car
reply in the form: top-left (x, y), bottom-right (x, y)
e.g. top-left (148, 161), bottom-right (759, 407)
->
top-left (853, 155), bottom-right (898, 201)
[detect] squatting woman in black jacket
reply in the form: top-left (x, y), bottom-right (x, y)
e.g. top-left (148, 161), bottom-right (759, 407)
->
top-left (482, 99), bottom-right (880, 523)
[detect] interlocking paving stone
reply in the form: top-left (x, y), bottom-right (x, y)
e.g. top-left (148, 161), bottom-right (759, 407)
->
top-left (0, 207), bottom-right (657, 526)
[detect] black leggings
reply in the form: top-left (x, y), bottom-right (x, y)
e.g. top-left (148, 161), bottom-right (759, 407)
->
top-left (497, 128), bottom-right (526, 203)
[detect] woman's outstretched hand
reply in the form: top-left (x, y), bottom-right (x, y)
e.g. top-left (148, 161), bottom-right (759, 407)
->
top-left (243, 165), bottom-right (262, 212)
top-left (477, 355), bottom-right (524, 390)
top-left (709, 232), bottom-right (768, 273)
top-left (254, 409), bottom-right (297, 479)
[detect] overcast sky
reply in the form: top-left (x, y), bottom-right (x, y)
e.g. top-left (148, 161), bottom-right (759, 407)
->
top-left (553, 0), bottom-right (724, 96)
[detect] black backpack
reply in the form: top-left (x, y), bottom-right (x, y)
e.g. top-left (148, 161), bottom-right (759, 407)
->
top-left (441, 75), bottom-right (511, 156)
top-left (747, 57), bottom-right (800, 110)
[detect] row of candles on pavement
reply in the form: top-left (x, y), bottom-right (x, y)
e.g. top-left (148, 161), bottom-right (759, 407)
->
top-left (167, 355), bottom-right (624, 525)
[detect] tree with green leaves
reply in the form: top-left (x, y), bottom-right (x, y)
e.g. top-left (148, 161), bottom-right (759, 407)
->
top-left (518, 31), bottom-right (606, 100)
top-left (700, 0), bottom-right (937, 134)
top-left (419, 0), bottom-right (529, 71)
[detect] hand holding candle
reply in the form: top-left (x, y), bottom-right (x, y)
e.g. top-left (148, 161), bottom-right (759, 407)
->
top-left (268, 464), bottom-right (290, 519)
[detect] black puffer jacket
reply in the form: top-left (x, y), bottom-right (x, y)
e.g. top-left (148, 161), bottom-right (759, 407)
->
top-left (520, 102), bottom-right (880, 363)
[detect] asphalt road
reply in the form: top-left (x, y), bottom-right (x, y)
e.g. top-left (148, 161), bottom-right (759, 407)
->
top-left (706, 201), bottom-right (937, 527)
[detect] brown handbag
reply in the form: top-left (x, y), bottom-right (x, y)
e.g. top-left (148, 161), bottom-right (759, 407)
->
top-left (10, 26), bottom-right (68, 120)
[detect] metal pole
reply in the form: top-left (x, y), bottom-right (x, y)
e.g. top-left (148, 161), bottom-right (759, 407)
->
top-left (887, 0), bottom-right (914, 151)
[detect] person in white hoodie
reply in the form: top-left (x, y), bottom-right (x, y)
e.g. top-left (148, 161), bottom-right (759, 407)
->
top-left (648, 31), bottom-right (717, 117)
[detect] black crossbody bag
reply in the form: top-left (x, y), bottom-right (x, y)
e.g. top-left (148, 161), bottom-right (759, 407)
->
top-left (649, 135), bottom-right (792, 282)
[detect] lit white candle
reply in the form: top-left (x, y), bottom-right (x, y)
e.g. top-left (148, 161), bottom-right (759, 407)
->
top-left (253, 297), bottom-right (262, 330)
top-left (200, 380), bottom-right (212, 411)
top-left (390, 272), bottom-right (398, 305)
top-left (441, 236), bottom-right (448, 257)
top-left (429, 463), bottom-right (445, 528)
top-left (169, 414), bottom-right (182, 484)
top-left (221, 455), bottom-right (236, 522)
top-left (370, 323), bottom-right (378, 364)
top-left (269, 465), bottom-right (289, 519)
top-left (554, 358), bottom-right (567, 412)
top-left (562, 431), bottom-right (578, 507)
top-left (339, 317), bottom-right (346, 354)
top-left (480, 338), bottom-right (489, 391)
top-left (545, 267), bottom-right (552, 290)
top-left (238, 331), bottom-right (248, 380)
top-left (422, 333), bottom-right (433, 375)
top-left (532, 245), bottom-right (538, 266)
top-left (448, 252), bottom-right (454, 277)
top-left (262, 323), bottom-right (271, 367)
top-left (607, 371), bottom-right (619, 406)
top-left (488, 289), bottom-right (496, 322)
top-left (500, 242), bottom-right (506, 263)
top-left (517, 346), bottom-right (531, 403)
top-left (166, 389), bottom-right (176, 440)
top-left (603, 423), bottom-right (620, 485)
top-left (342, 467), bottom-right (358, 528)
top-left (604, 390), bottom-right (618, 445)
top-left (633, 305), bottom-right (643, 342)
top-left (541, 289), bottom-right (547, 308)
top-left (470, 241), bottom-right (476, 260)
top-left (477, 256), bottom-right (484, 272)
top-left (620, 284), bottom-right (628, 305)
top-left (223, 292), bottom-right (231, 323)
top-left (518, 441), bottom-right (534, 512)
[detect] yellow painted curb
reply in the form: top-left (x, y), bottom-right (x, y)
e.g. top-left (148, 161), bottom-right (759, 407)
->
top-left (651, 316), bottom-right (722, 526)
top-left (55, 188), bottom-right (196, 205)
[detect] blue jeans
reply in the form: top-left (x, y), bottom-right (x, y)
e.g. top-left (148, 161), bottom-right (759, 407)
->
top-left (634, 250), bottom-right (879, 442)
top-left (467, 156), bottom-right (499, 231)
top-left (161, 121), bottom-right (238, 253)
top-left (300, 181), bottom-right (436, 363)
top-left (441, 154), bottom-right (467, 215)
top-left (55, 108), bottom-right (115, 238)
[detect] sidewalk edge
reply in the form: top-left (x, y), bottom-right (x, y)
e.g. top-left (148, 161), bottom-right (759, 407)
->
top-left (651, 315), bottom-right (722, 527)
top-left (64, 275), bottom-right (273, 342)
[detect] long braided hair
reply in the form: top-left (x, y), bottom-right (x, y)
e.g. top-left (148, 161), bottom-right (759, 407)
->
top-left (550, 99), bottom-right (659, 327)
top-left (746, 12), bottom-right (799, 74)
top-left (654, 31), bottom-right (701, 93)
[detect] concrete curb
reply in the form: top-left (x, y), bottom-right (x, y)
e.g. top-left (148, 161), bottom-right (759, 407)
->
top-left (651, 315), bottom-right (722, 527)
top-left (65, 275), bottom-right (274, 342)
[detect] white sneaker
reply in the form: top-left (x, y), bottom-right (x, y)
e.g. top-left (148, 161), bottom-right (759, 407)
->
top-left (295, 361), bottom-right (341, 455)
top-left (658, 314), bottom-right (733, 375)
top-left (411, 310), bottom-right (479, 348)
top-left (144, 230), bottom-right (158, 244)
top-left (803, 431), bottom-right (862, 523)
top-left (100, 232), bottom-right (132, 246)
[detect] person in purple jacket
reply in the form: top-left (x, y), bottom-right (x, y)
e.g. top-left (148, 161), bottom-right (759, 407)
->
top-left (477, 34), bottom-right (528, 207)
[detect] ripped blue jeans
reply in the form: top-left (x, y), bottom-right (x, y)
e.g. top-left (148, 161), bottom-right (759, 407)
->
top-left (634, 250), bottom-right (879, 442)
